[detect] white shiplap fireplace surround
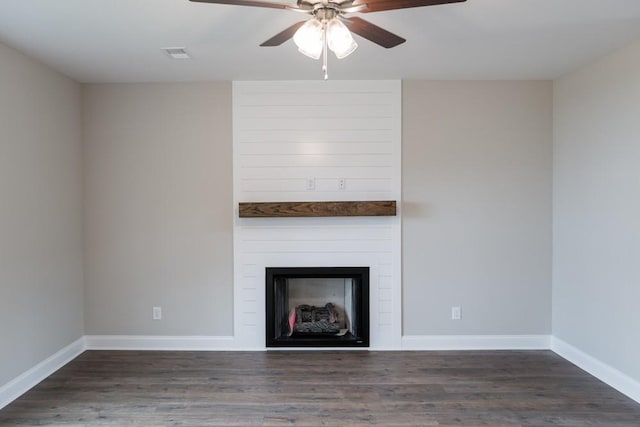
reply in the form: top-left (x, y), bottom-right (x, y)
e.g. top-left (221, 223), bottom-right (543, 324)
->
top-left (233, 81), bottom-right (402, 349)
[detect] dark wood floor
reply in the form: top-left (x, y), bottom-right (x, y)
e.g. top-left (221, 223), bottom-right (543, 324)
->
top-left (1, 350), bottom-right (639, 426)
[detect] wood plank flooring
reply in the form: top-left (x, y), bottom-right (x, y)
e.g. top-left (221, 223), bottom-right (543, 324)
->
top-left (1, 350), bottom-right (639, 426)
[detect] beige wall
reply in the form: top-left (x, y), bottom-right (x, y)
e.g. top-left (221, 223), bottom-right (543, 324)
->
top-left (78, 80), bottom-right (555, 338)
top-left (0, 42), bottom-right (84, 385)
top-left (83, 80), bottom-right (554, 341)
top-left (402, 81), bottom-right (553, 335)
top-left (83, 83), bottom-right (233, 335)
top-left (1, 70), bottom-right (555, 360)
top-left (553, 40), bottom-right (640, 382)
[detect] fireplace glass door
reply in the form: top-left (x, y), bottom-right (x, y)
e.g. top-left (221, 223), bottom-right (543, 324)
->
top-left (266, 267), bottom-right (369, 347)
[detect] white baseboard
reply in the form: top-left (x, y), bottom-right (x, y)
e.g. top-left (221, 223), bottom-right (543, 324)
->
top-left (550, 336), bottom-right (640, 404)
top-left (0, 337), bottom-right (86, 410)
top-left (85, 335), bottom-right (238, 351)
top-left (401, 334), bottom-right (551, 350)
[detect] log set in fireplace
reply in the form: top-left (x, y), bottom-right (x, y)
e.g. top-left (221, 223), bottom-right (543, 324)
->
top-left (266, 267), bottom-right (370, 347)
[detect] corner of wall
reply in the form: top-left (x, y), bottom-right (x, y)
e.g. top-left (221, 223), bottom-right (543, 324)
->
top-left (551, 336), bottom-right (640, 404)
top-left (0, 338), bottom-right (86, 411)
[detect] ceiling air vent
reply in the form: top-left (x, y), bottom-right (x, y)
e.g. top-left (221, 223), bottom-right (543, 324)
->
top-left (162, 47), bottom-right (191, 60)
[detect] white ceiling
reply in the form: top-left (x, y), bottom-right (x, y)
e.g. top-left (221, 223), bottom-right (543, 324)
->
top-left (1, 0), bottom-right (640, 83)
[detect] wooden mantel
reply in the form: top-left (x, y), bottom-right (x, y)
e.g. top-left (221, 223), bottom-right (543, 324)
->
top-left (238, 201), bottom-right (397, 218)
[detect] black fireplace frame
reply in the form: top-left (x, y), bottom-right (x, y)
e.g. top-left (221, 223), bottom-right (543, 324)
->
top-left (265, 267), bottom-right (370, 348)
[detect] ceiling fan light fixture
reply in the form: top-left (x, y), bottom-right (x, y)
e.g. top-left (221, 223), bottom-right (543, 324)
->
top-left (293, 18), bottom-right (323, 60)
top-left (326, 19), bottom-right (358, 59)
top-left (192, 0), bottom-right (466, 79)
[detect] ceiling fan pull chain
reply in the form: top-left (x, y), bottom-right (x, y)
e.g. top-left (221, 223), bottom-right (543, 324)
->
top-left (322, 20), bottom-right (329, 80)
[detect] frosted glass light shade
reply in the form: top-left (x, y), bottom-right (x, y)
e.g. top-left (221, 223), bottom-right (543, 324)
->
top-left (326, 19), bottom-right (357, 59)
top-left (293, 19), bottom-right (323, 60)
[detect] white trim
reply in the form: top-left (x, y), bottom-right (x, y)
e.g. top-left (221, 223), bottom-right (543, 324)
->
top-left (391, 79), bottom-right (403, 350)
top-left (0, 337), bottom-right (86, 410)
top-left (401, 334), bottom-right (551, 350)
top-left (550, 336), bottom-right (640, 404)
top-left (84, 335), bottom-right (240, 351)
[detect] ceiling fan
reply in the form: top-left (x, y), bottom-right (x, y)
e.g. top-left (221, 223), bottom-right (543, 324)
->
top-left (190, 0), bottom-right (467, 79)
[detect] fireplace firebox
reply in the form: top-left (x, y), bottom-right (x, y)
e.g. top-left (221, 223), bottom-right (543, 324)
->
top-left (266, 267), bottom-right (370, 347)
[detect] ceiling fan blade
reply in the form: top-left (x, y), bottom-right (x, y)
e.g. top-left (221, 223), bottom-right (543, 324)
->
top-left (260, 21), bottom-right (307, 46)
top-left (189, 0), bottom-right (295, 11)
top-left (354, 0), bottom-right (466, 13)
top-left (343, 17), bottom-right (405, 48)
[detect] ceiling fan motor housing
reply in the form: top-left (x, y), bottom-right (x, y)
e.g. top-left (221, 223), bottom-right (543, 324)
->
top-left (312, 3), bottom-right (341, 21)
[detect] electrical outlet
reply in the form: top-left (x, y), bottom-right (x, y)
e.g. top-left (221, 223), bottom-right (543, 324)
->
top-left (451, 306), bottom-right (461, 320)
top-left (153, 306), bottom-right (162, 320)
top-left (306, 177), bottom-right (316, 190)
top-left (338, 178), bottom-right (346, 190)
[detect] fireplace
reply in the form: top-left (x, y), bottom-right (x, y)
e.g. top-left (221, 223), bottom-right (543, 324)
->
top-left (265, 267), bottom-right (370, 347)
